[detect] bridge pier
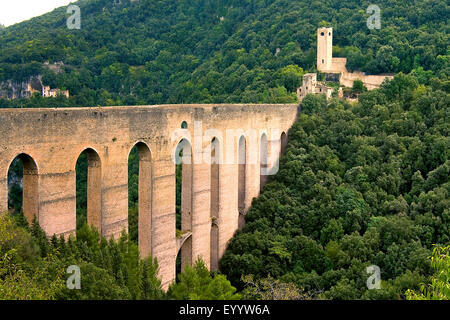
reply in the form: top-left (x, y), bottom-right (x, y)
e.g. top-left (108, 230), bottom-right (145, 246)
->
top-left (151, 156), bottom-right (177, 290)
top-left (137, 144), bottom-right (153, 259)
top-left (1, 155), bottom-right (12, 215)
top-left (191, 158), bottom-right (212, 269)
top-left (101, 147), bottom-right (128, 240)
top-left (181, 164), bottom-right (192, 272)
top-left (38, 170), bottom-right (76, 238)
top-left (218, 163), bottom-right (239, 259)
top-left (0, 176), bottom-right (7, 214)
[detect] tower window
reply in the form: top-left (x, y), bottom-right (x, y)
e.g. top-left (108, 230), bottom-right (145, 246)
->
top-left (322, 59), bottom-right (324, 64)
top-left (329, 32), bottom-right (331, 36)
top-left (320, 32), bottom-right (324, 36)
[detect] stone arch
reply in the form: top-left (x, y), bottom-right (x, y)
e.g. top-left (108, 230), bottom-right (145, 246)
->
top-left (172, 135), bottom-right (192, 165)
top-left (210, 137), bottom-right (220, 271)
top-left (75, 148), bottom-right (102, 234)
top-left (238, 135), bottom-right (246, 229)
top-left (175, 138), bottom-right (193, 273)
top-left (7, 153), bottom-right (39, 223)
top-left (128, 141), bottom-right (153, 258)
top-left (260, 133), bottom-right (268, 192)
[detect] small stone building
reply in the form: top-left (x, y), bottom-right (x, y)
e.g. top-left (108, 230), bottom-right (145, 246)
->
top-left (297, 73), bottom-right (336, 101)
top-left (42, 86), bottom-right (70, 98)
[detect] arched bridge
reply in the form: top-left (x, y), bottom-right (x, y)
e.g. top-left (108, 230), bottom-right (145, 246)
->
top-left (0, 104), bottom-right (298, 288)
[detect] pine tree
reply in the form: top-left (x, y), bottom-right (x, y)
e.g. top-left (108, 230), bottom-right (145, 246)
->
top-left (50, 234), bottom-right (58, 250)
top-left (30, 216), bottom-right (49, 257)
top-left (141, 257), bottom-right (164, 299)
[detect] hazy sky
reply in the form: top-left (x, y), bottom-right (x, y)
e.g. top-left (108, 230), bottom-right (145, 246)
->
top-left (0, 0), bottom-right (74, 26)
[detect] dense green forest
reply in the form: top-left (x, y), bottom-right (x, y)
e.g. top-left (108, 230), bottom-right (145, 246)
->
top-left (0, 212), bottom-right (240, 299)
top-left (220, 74), bottom-right (449, 299)
top-left (0, 0), bottom-right (448, 107)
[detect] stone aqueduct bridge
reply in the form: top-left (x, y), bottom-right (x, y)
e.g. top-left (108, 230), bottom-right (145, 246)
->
top-left (0, 104), bottom-right (298, 288)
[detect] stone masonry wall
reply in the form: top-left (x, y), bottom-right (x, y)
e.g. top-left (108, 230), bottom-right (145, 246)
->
top-left (0, 104), bottom-right (299, 288)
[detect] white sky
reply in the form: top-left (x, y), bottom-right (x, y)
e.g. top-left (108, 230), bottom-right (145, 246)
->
top-left (0, 0), bottom-right (74, 26)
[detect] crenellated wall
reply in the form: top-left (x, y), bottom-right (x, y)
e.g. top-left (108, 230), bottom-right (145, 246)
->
top-left (0, 104), bottom-right (298, 289)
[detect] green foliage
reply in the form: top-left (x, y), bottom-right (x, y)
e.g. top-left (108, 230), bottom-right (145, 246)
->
top-left (279, 65), bottom-right (304, 92)
top-left (168, 258), bottom-right (241, 300)
top-left (7, 158), bottom-right (23, 213)
top-left (301, 94), bottom-right (327, 115)
top-left (220, 76), bottom-right (449, 299)
top-left (57, 263), bottom-right (132, 300)
top-left (406, 246), bottom-right (450, 300)
top-left (0, 214), bottom-right (64, 299)
top-left (0, 0), bottom-right (448, 108)
top-left (241, 274), bottom-right (310, 300)
top-left (1, 213), bottom-right (238, 300)
top-left (352, 80), bottom-right (367, 94)
top-left (0, 214), bottom-right (165, 300)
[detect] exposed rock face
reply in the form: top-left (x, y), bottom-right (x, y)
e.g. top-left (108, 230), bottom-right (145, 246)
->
top-left (0, 62), bottom-right (66, 100)
top-left (0, 76), bottom-right (43, 99)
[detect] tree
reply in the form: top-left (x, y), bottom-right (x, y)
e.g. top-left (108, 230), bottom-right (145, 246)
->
top-left (371, 46), bottom-right (400, 74)
top-left (352, 79), bottom-right (367, 94)
top-left (279, 65), bottom-right (304, 92)
top-left (0, 213), bottom-right (165, 300)
top-left (300, 94), bottom-right (327, 115)
top-left (241, 275), bottom-right (310, 300)
top-left (57, 263), bottom-right (131, 300)
top-left (406, 246), bottom-right (450, 300)
top-left (167, 258), bottom-right (241, 300)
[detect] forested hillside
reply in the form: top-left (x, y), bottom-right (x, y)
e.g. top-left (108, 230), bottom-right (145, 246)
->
top-left (0, 0), bottom-right (448, 107)
top-left (220, 74), bottom-right (449, 299)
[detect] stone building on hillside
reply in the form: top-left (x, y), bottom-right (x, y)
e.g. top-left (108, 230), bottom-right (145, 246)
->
top-left (297, 73), bottom-right (341, 101)
top-left (298, 27), bottom-right (394, 102)
top-left (317, 27), bottom-right (394, 90)
top-left (42, 86), bottom-right (70, 98)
